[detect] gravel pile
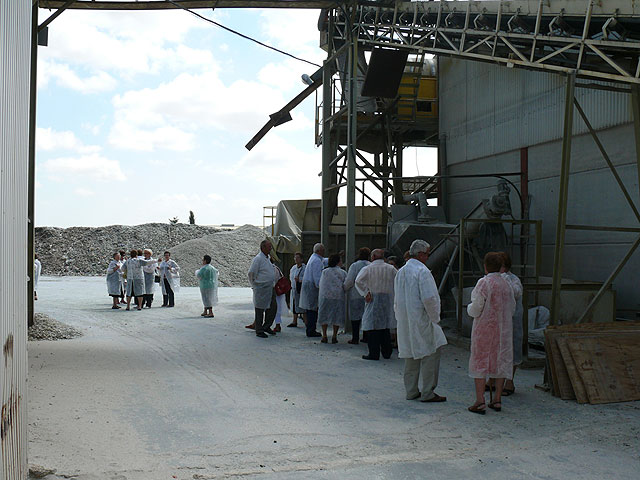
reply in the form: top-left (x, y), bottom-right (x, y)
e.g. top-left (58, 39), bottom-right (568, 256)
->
top-left (170, 225), bottom-right (267, 287)
top-left (29, 313), bottom-right (83, 341)
top-left (35, 223), bottom-right (223, 276)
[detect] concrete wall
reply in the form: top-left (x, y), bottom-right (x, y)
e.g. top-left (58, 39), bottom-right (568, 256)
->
top-left (0, 1), bottom-right (30, 478)
top-left (439, 57), bottom-right (639, 313)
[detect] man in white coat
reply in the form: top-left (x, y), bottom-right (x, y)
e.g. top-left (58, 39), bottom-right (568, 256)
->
top-left (394, 239), bottom-right (448, 402)
top-left (248, 240), bottom-right (278, 339)
top-left (298, 243), bottom-right (325, 338)
top-left (355, 249), bottom-right (397, 360)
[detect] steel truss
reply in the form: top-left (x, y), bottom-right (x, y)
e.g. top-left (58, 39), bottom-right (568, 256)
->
top-left (332, 1), bottom-right (640, 86)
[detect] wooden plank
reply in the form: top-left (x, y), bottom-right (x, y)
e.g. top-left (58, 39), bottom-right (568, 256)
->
top-left (551, 336), bottom-right (575, 400)
top-left (568, 335), bottom-right (640, 404)
top-left (544, 329), bottom-right (561, 397)
top-left (556, 337), bottom-right (588, 403)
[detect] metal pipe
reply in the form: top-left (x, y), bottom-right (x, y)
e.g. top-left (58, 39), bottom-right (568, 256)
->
top-left (345, 5), bottom-right (357, 268)
top-left (321, 48), bottom-right (334, 246)
top-left (550, 74), bottom-right (576, 326)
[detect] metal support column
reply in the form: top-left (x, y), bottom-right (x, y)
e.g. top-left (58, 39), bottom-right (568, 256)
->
top-left (321, 56), bottom-right (333, 247)
top-left (393, 137), bottom-right (404, 204)
top-left (550, 74), bottom-right (576, 326)
top-left (632, 85), bottom-right (640, 200)
top-left (345, 16), bottom-right (357, 267)
top-left (27, 2), bottom-right (39, 328)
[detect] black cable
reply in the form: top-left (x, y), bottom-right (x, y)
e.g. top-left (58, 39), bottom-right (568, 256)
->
top-left (165, 0), bottom-right (321, 68)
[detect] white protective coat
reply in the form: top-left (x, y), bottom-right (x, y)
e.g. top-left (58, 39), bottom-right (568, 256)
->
top-left (289, 263), bottom-right (306, 313)
top-left (502, 271), bottom-right (524, 365)
top-left (122, 258), bottom-right (156, 296)
top-left (343, 260), bottom-right (369, 322)
top-left (143, 262), bottom-right (157, 295)
top-left (106, 259), bottom-right (123, 296)
top-left (159, 259), bottom-right (180, 295)
top-left (298, 253), bottom-right (325, 311)
top-left (467, 272), bottom-right (516, 380)
top-left (248, 252), bottom-right (276, 310)
top-left (318, 266), bottom-right (347, 327)
top-left (34, 258), bottom-right (41, 291)
top-left (355, 259), bottom-right (397, 331)
top-left (394, 259), bottom-right (447, 360)
top-left (196, 264), bottom-right (219, 308)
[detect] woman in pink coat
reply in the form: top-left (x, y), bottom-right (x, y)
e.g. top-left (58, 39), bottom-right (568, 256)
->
top-left (466, 252), bottom-right (516, 414)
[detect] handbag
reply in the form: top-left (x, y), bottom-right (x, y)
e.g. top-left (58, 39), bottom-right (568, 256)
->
top-left (154, 275), bottom-right (161, 283)
top-left (275, 276), bottom-right (292, 296)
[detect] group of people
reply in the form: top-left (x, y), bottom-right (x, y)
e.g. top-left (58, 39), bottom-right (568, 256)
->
top-left (248, 239), bottom-right (524, 411)
top-left (106, 250), bottom-right (180, 310)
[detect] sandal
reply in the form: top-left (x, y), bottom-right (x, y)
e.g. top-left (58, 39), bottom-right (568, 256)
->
top-left (502, 388), bottom-right (515, 396)
top-left (488, 402), bottom-right (502, 412)
top-left (468, 402), bottom-right (486, 415)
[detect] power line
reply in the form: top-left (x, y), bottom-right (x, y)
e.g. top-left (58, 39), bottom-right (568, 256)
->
top-left (166, 0), bottom-right (321, 68)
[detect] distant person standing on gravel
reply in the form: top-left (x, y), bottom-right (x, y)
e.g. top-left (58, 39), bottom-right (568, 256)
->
top-left (119, 250), bottom-right (127, 304)
top-left (122, 250), bottom-right (157, 311)
top-left (288, 252), bottom-right (306, 328)
top-left (106, 252), bottom-right (124, 309)
top-left (196, 254), bottom-right (219, 318)
top-left (248, 240), bottom-right (278, 339)
top-left (34, 253), bottom-right (42, 301)
top-left (158, 251), bottom-right (180, 308)
top-left (142, 249), bottom-right (157, 308)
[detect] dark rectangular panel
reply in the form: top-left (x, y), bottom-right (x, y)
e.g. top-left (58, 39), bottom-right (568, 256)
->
top-left (361, 47), bottom-right (408, 98)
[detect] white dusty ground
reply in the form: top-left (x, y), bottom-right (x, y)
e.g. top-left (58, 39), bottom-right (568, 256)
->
top-left (29, 276), bottom-right (640, 480)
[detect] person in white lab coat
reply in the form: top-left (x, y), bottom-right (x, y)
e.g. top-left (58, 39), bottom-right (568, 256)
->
top-left (248, 240), bottom-right (278, 338)
top-left (394, 240), bottom-right (448, 403)
top-left (342, 248), bottom-right (370, 344)
top-left (142, 249), bottom-right (157, 308)
top-left (298, 243), bottom-right (326, 338)
top-left (34, 254), bottom-right (42, 301)
top-left (288, 252), bottom-right (306, 328)
top-left (106, 252), bottom-right (124, 309)
top-left (318, 254), bottom-right (347, 343)
top-left (158, 251), bottom-right (180, 307)
top-left (355, 249), bottom-right (397, 360)
top-left (122, 249), bottom-right (157, 311)
top-left (272, 260), bottom-right (287, 332)
top-left (196, 254), bottom-right (219, 318)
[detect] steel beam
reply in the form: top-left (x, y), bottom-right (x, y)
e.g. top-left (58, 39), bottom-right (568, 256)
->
top-left (550, 74), bottom-right (576, 326)
top-left (40, 0), bottom-right (345, 9)
top-left (321, 57), bottom-right (333, 246)
top-left (633, 85), bottom-right (640, 201)
top-left (345, 9), bottom-right (357, 267)
top-left (28, 2), bottom-right (39, 328)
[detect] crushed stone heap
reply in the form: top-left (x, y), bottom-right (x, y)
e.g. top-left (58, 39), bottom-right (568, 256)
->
top-left (171, 225), bottom-right (267, 288)
top-left (35, 223), bottom-right (266, 287)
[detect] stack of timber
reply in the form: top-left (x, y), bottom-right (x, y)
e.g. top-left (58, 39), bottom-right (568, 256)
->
top-left (544, 322), bottom-right (640, 404)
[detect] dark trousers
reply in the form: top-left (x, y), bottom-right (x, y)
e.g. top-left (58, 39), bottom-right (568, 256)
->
top-left (255, 289), bottom-right (277, 335)
top-left (143, 294), bottom-right (153, 308)
top-left (366, 329), bottom-right (392, 360)
top-left (306, 309), bottom-right (318, 336)
top-left (351, 320), bottom-right (361, 343)
top-left (163, 279), bottom-right (175, 307)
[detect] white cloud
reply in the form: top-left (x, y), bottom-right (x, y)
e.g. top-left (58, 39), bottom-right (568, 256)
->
top-left (37, 127), bottom-right (101, 154)
top-left (41, 154), bottom-right (126, 182)
top-left (74, 187), bottom-right (95, 197)
top-left (260, 10), bottom-right (325, 65)
top-left (38, 59), bottom-right (117, 94)
top-left (108, 70), bottom-right (294, 151)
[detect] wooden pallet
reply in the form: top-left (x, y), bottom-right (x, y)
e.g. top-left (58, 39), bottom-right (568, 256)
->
top-left (545, 323), bottom-right (640, 404)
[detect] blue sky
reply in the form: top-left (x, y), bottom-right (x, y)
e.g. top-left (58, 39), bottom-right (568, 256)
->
top-left (35, 7), bottom-right (435, 227)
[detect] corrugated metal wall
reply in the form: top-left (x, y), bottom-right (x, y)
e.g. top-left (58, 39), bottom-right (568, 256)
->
top-left (439, 57), bottom-right (640, 312)
top-left (1, 1), bottom-right (30, 478)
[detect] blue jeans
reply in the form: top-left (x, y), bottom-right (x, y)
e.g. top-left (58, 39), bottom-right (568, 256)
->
top-left (306, 309), bottom-right (318, 336)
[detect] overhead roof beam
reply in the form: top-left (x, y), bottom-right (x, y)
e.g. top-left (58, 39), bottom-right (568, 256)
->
top-left (39, 0), bottom-right (351, 10)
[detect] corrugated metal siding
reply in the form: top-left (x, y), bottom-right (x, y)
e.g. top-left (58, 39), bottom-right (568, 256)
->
top-left (1, 1), bottom-right (30, 478)
top-left (440, 58), bottom-right (633, 164)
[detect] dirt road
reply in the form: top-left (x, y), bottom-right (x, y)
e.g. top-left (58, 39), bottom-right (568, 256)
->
top-left (29, 276), bottom-right (639, 479)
